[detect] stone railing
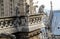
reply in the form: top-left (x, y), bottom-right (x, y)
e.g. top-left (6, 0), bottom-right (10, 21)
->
top-left (28, 15), bottom-right (41, 26)
top-left (0, 16), bottom-right (28, 33)
top-left (0, 17), bottom-right (21, 34)
top-left (0, 14), bottom-right (43, 33)
top-left (0, 16), bottom-right (27, 29)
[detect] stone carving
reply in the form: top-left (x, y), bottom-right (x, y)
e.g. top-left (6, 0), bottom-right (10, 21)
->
top-left (38, 5), bottom-right (45, 13)
top-left (21, 18), bottom-right (26, 25)
top-left (16, 6), bottom-right (20, 16)
top-left (13, 18), bottom-right (20, 27)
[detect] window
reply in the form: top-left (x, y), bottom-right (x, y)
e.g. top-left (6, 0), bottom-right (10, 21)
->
top-left (10, 8), bottom-right (12, 10)
top-left (1, 0), bottom-right (4, 6)
top-left (10, 4), bottom-right (12, 6)
top-left (11, 11), bottom-right (12, 13)
top-left (1, 0), bottom-right (3, 2)
top-left (10, 11), bottom-right (13, 15)
top-left (10, 0), bottom-right (12, 7)
top-left (1, 8), bottom-right (4, 10)
top-left (1, 4), bottom-right (4, 6)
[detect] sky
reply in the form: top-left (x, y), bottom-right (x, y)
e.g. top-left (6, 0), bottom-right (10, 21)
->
top-left (33, 0), bottom-right (60, 10)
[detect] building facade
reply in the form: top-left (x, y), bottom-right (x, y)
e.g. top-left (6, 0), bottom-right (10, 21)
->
top-left (0, 0), bottom-right (42, 39)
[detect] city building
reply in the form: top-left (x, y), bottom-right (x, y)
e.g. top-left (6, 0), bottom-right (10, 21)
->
top-left (51, 10), bottom-right (60, 39)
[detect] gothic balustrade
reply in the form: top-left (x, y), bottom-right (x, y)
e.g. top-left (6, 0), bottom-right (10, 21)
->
top-left (0, 15), bottom-right (42, 33)
top-left (0, 19), bottom-right (16, 28)
top-left (29, 17), bottom-right (41, 25)
top-left (0, 17), bottom-right (27, 29)
top-left (0, 17), bottom-right (24, 34)
top-left (0, 20), bottom-right (13, 28)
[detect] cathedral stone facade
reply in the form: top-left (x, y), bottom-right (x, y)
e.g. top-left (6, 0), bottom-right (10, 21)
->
top-left (0, 0), bottom-right (42, 39)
